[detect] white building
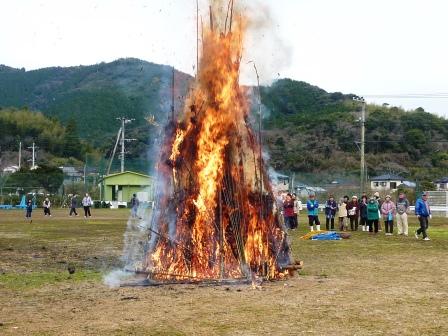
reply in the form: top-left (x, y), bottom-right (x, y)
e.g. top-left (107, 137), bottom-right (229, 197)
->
top-left (434, 177), bottom-right (448, 191)
top-left (370, 174), bottom-right (410, 191)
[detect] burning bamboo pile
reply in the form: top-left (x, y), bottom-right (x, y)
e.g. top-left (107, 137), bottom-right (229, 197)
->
top-left (141, 0), bottom-right (294, 284)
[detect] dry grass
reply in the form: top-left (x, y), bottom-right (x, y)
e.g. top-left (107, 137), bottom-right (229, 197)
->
top-left (1, 209), bottom-right (447, 335)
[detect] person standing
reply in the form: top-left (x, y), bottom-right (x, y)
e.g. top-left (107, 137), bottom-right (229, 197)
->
top-left (82, 193), bottom-right (93, 218)
top-left (130, 193), bottom-right (141, 219)
top-left (347, 195), bottom-right (360, 231)
top-left (367, 197), bottom-right (380, 233)
top-left (275, 191), bottom-right (285, 227)
top-left (415, 192), bottom-right (431, 241)
top-left (70, 195), bottom-right (79, 216)
top-left (292, 193), bottom-right (302, 229)
top-left (306, 193), bottom-right (320, 231)
top-left (283, 193), bottom-right (296, 229)
top-left (381, 195), bottom-right (396, 236)
top-left (338, 197), bottom-right (348, 231)
top-left (25, 199), bottom-right (33, 221)
top-left (374, 192), bottom-right (383, 231)
top-left (43, 197), bottom-right (51, 217)
top-left (324, 195), bottom-right (338, 231)
top-left (359, 195), bottom-right (369, 231)
top-left (396, 192), bottom-right (410, 236)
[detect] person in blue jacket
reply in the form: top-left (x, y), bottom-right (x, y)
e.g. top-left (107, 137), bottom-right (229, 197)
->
top-left (415, 191), bottom-right (431, 241)
top-left (307, 193), bottom-right (320, 231)
top-left (25, 199), bottom-right (33, 222)
top-left (324, 195), bottom-right (338, 231)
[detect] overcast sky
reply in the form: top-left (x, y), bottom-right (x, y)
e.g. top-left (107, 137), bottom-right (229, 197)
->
top-left (1, 0), bottom-right (447, 116)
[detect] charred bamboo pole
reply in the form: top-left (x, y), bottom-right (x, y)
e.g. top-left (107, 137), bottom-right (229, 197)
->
top-left (209, 5), bottom-right (214, 32)
top-left (222, 172), bottom-right (248, 277)
top-left (224, 0), bottom-right (232, 34)
top-left (196, 0), bottom-right (199, 77)
top-left (147, 227), bottom-right (193, 255)
top-left (229, 0), bottom-right (234, 33)
top-left (219, 189), bottom-right (224, 279)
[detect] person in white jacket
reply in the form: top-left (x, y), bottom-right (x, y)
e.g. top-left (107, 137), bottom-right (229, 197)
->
top-left (292, 193), bottom-right (302, 229)
top-left (82, 193), bottom-right (93, 218)
top-left (43, 197), bottom-right (51, 217)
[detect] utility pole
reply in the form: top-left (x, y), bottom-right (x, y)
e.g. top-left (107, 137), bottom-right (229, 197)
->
top-left (116, 117), bottom-right (135, 173)
top-left (354, 97), bottom-right (366, 195)
top-left (18, 141), bottom-right (22, 169)
top-left (27, 142), bottom-right (38, 170)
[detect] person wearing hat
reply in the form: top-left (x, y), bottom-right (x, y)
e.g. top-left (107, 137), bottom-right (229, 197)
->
top-left (306, 193), bottom-right (320, 231)
top-left (381, 195), bottom-right (396, 235)
top-left (347, 195), bottom-right (360, 231)
top-left (367, 197), bottom-right (380, 233)
top-left (415, 192), bottom-right (431, 240)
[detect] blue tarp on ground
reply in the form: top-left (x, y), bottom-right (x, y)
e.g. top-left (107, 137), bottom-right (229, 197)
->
top-left (311, 232), bottom-right (342, 240)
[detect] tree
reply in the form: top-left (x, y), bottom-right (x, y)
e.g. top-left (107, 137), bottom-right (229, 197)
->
top-left (63, 119), bottom-right (82, 159)
top-left (34, 166), bottom-right (64, 193)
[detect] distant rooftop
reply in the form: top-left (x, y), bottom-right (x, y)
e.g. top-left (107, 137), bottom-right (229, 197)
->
top-left (370, 174), bottom-right (405, 181)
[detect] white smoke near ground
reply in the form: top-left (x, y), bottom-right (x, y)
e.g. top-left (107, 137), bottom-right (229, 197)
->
top-left (103, 69), bottom-right (177, 288)
top-left (103, 269), bottom-right (135, 289)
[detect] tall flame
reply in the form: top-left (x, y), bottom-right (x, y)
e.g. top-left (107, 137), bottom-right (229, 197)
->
top-left (144, 2), bottom-right (291, 281)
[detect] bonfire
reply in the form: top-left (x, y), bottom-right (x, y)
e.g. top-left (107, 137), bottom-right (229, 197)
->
top-left (142, 0), bottom-right (295, 283)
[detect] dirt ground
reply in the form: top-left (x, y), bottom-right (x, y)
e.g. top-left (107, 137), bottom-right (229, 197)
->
top-left (1, 208), bottom-right (447, 335)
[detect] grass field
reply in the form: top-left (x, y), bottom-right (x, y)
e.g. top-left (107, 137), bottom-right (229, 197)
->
top-left (1, 208), bottom-right (447, 335)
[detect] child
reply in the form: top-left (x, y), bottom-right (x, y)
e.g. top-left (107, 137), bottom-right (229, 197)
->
top-left (338, 197), bottom-right (348, 231)
top-left (25, 199), bottom-right (33, 221)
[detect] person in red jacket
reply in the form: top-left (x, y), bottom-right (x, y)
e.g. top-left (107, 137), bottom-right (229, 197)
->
top-left (347, 195), bottom-right (360, 231)
top-left (283, 193), bottom-right (296, 229)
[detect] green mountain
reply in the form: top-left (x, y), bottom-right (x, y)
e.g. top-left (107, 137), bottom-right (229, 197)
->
top-left (0, 58), bottom-right (191, 141)
top-left (261, 79), bottom-right (448, 182)
top-left (1, 60), bottom-right (447, 183)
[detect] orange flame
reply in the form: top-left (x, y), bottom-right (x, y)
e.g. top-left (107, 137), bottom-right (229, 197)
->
top-left (144, 2), bottom-right (291, 282)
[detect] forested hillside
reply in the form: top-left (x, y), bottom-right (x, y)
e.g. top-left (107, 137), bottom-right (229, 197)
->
top-left (261, 79), bottom-right (448, 182)
top-left (0, 59), bottom-right (190, 141)
top-left (0, 108), bottom-right (90, 168)
top-left (1, 60), bottom-right (447, 182)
